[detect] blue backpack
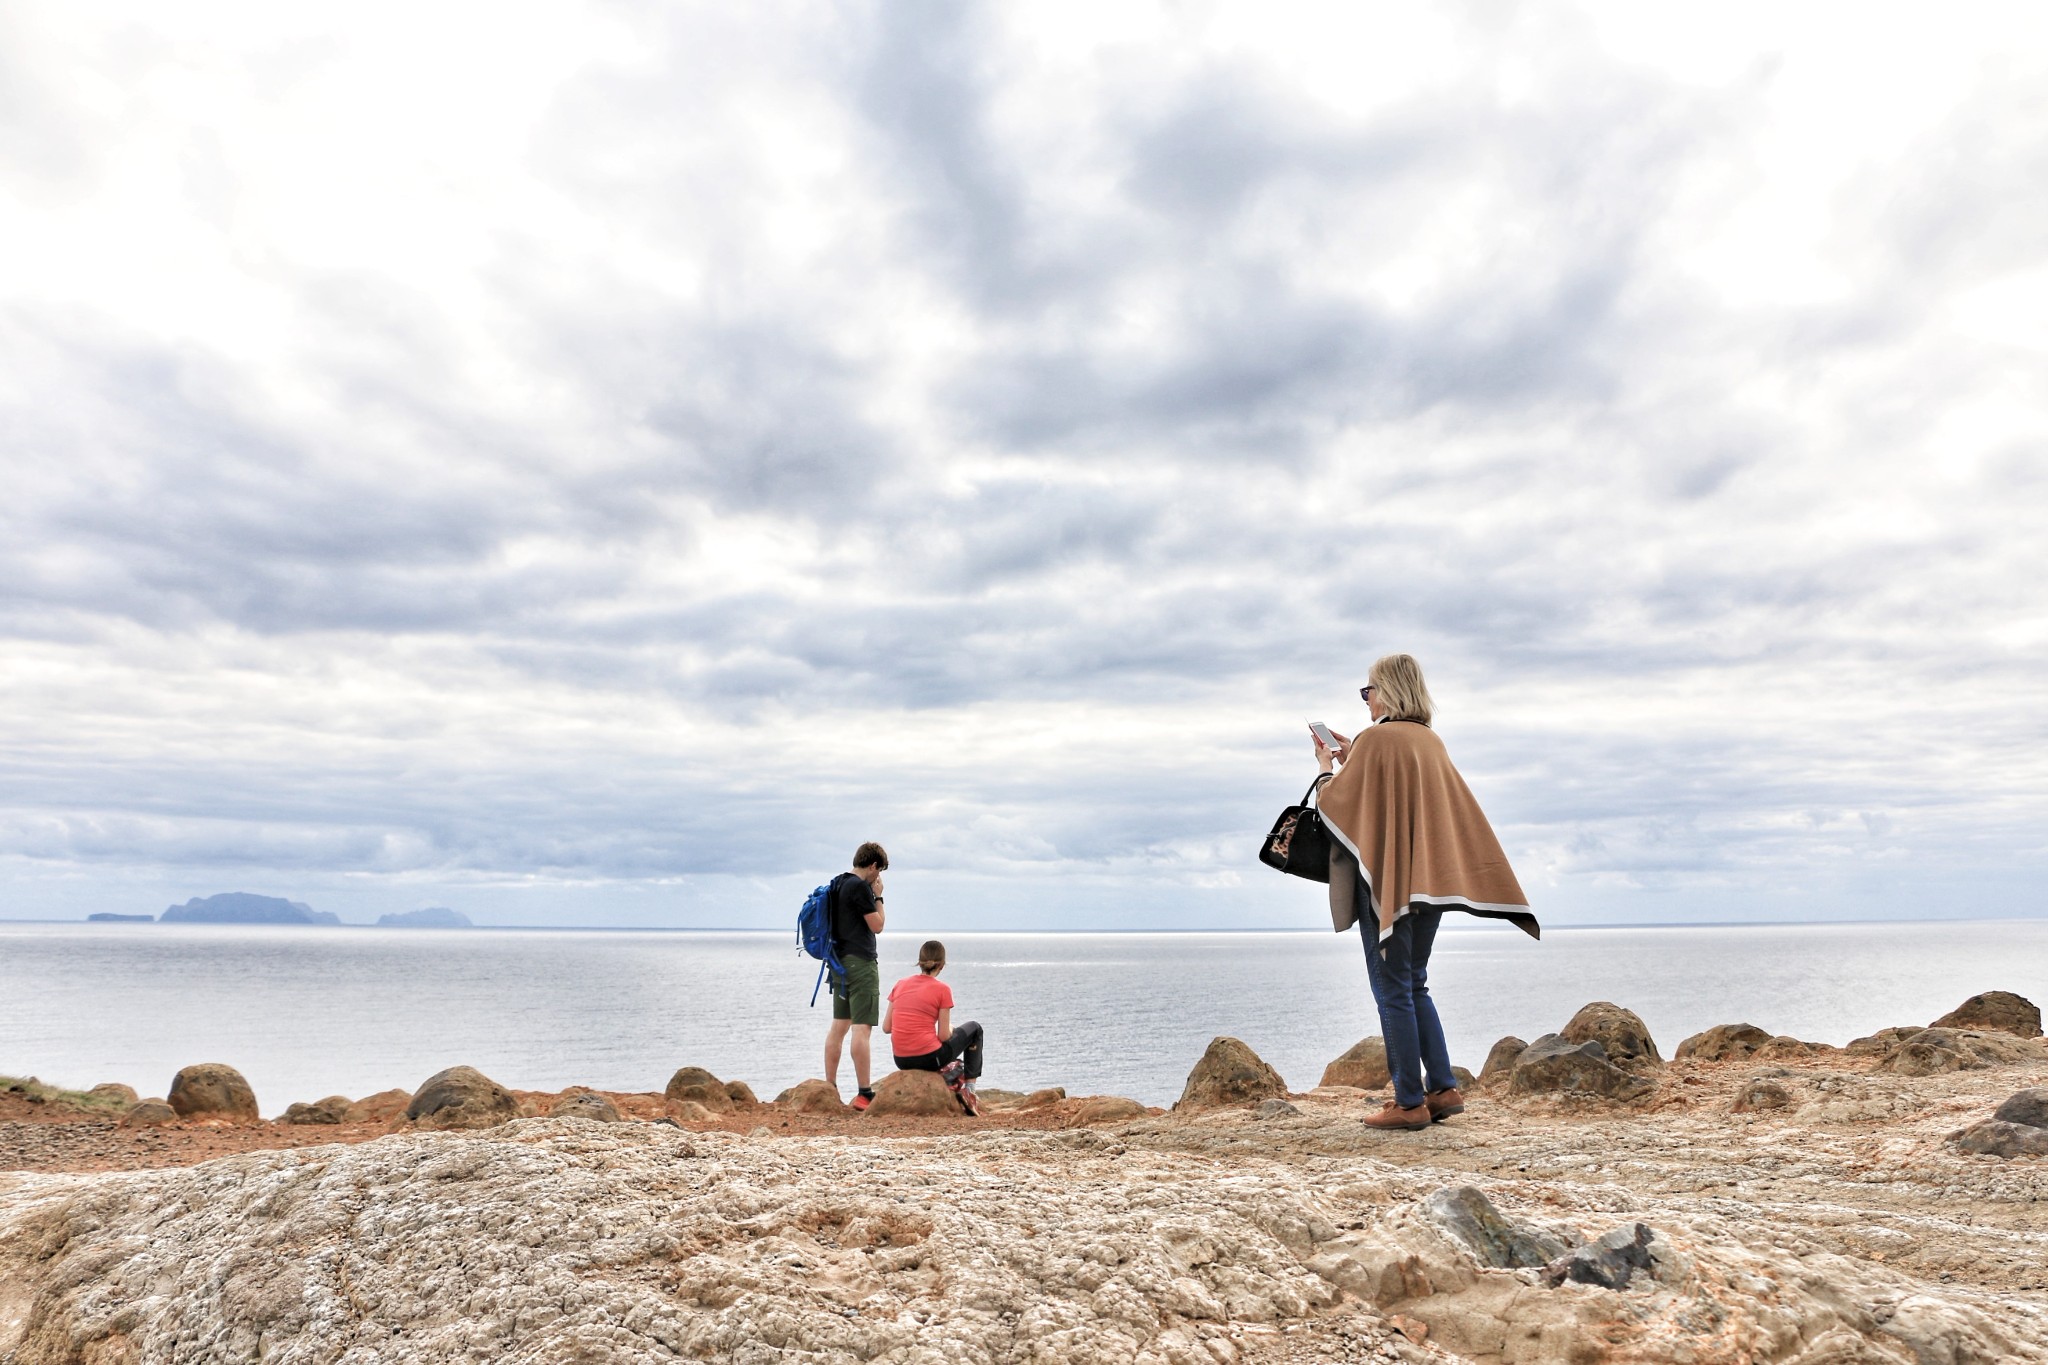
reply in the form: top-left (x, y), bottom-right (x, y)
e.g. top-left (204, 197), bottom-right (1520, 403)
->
top-left (797, 878), bottom-right (846, 1007)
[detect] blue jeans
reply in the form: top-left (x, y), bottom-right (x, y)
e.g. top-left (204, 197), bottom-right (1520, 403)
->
top-left (1359, 893), bottom-right (1456, 1109)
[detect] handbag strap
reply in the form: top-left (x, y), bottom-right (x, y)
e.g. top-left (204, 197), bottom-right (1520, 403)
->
top-left (1301, 773), bottom-right (1332, 805)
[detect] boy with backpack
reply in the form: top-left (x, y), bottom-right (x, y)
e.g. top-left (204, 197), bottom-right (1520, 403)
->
top-left (883, 939), bottom-right (984, 1116)
top-left (822, 842), bottom-right (888, 1111)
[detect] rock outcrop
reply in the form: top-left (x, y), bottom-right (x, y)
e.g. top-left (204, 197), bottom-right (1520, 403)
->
top-left (1478, 1036), bottom-right (1526, 1087)
top-left (1319, 1036), bottom-right (1390, 1090)
top-left (281, 1095), bottom-right (352, 1125)
top-left (1993, 1086), bottom-right (2048, 1128)
top-left (1950, 1086), bottom-right (2048, 1158)
top-left (664, 1067), bottom-right (734, 1112)
top-left (549, 1091), bottom-right (622, 1122)
top-left (1674, 1022), bottom-right (1772, 1062)
top-left (167, 1063), bottom-right (258, 1121)
top-left (1507, 1034), bottom-right (1654, 1100)
top-left (347, 1089), bottom-right (412, 1123)
top-left (772, 1079), bottom-right (846, 1115)
top-left (404, 1066), bottom-right (519, 1130)
top-left (86, 1083), bottom-right (138, 1106)
top-left (118, 1100), bottom-right (176, 1128)
top-left (1176, 1036), bottom-right (1287, 1109)
top-left (1875, 1026), bottom-right (2041, 1076)
top-left (1932, 990), bottom-right (2043, 1038)
top-left (1065, 1095), bottom-right (1147, 1126)
top-left (1560, 1001), bottom-right (1661, 1068)
top-left (866, 1070), bottom-right (960, 1117)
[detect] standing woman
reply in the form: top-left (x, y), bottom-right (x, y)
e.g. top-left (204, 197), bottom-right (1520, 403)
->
top-left (1313, 654), bottom-right (1538, 1131)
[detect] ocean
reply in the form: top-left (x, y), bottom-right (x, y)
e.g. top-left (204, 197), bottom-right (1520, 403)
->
top-left (3, 919), bottom-right (2043, 1113)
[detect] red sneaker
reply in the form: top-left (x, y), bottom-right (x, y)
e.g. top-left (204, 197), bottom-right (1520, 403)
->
top-left (850, 1091), bottom-right (873, 1113)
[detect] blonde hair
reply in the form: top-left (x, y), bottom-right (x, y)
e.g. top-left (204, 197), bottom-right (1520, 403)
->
top-left (918, 940), bottom-right (947, 974)
top-left (1369, 653), bottom-right (1434, 725)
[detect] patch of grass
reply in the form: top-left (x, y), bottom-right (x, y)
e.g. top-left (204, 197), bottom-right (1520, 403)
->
top-left (0, 1073), bottom-right (134, 1113)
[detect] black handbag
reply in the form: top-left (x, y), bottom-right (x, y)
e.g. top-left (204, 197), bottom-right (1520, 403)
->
top-left (1260, 775), bottom-right (1332, 882)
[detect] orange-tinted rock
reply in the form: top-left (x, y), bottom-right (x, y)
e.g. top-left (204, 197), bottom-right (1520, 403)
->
top-left (1177, 1037), bottom-right (1287, 1110)
top-left (1320, 1037), bottom-right (1390, 1090)
top-left (664, 1067), bottom-right (733, 1112)
top-left (168, 1064), bottom-right (259, 1122)
top-left (1932, 992), bottom-right (2042, 1039)
top-left (1065, 1095), bottom-right (1147, 1127)
top-left (867, 1070), bottom-right (961, 1117)
top-left (772, 1079), bottom-right (846, 1115)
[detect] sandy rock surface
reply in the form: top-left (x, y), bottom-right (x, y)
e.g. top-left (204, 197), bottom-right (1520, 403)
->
top-left (4, 1043), bottom-right (2047, 1365)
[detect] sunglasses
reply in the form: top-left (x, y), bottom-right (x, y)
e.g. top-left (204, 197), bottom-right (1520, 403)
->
top-left (1359, 685), bottom-right (1376, 702)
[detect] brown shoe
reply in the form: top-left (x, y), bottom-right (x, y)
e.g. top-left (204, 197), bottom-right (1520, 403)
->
top-left (1426, 1087), bottom-right (1465, 1122)
top-left (1363, 1100), bottom-right (1432, 1131)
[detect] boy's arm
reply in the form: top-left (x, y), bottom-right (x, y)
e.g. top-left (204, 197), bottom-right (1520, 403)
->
top-left (881, 1001), bottom-right (893, 1035)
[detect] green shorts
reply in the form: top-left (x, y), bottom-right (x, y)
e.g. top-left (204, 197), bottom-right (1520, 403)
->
top-left (831, 956), bottom-right (880, 1026)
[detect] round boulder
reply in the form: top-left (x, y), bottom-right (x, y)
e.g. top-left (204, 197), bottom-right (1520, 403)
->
top-left (1876, 1029), bottom-right (1985, 1077)
top-left (667, 1099), bottom-right (718, 1123)
top-left (405, 1066), bottom-right (519, 1130)
top-left (1992, 1088), bottom-right (2048, 1129)
top-left (120, 1100), bottom-right (178, 1128)
top-left (1952, 1119), bottom-right (2048, 1158)
top-left (1733, 1077), bottom-right (1794, 1113)
top-left (1478, 1037), bottom-right (1527, 1089)
top-left (347, 1089), bottom-right (413, 1124)
top-left (281, 1095), bottom-right (353, 1125)
top-left (1932, 991), bottom-right (2042, 1039)
top-left (724, 1080), bottom-right (758, 1108)
top-left (89, 1083), bottom-right (140, 1107)
top-left (1176, 1037), bottom-right (1288, 1110)
top-left (1320, 1036), bottom-right (1390, 1090)
top-left (1561, 1003), bottom-right (1662, 1068)
top-left (1017, 1087), bottom-right (1066, 1109)
top-left (167, 1064), bottom-right (259, 1122)
top-left (866, 1069), bottom-right (961, 1117)
top-left (771, 1078), bottom-right (847, 1115)
top-left (549, 1091), bottom-right (622, 1123)
top-left (1674, 1023), bottom-right (1772, 1063)
top-left (664, 1067), bottom-right (733, 1112)
top-left (1509, 1034), bottom-right (1654, 1101)
top-left (1065, 1095), bottom-right (1149, 1127)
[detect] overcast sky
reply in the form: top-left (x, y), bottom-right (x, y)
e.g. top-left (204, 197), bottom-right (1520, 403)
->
top-left (2, 2), bottom-right (2044, 930)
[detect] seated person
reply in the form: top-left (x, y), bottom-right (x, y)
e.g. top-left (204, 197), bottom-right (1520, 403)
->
top-left (882, 940), bottom-right (985, 1115)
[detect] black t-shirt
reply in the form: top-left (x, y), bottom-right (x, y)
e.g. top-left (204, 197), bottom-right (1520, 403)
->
top-left (829, 872), bottom-right (878, 961)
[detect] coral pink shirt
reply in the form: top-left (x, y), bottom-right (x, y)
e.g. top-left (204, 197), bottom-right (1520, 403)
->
top-left (888, 973), bottom-right (954, 1057)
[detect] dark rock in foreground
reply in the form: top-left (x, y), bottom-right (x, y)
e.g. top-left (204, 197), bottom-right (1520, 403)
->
top-left (377, 906), bottom-right (473, 928)
top-left (1992, 1087), bottom-right (2048, 1129)
top-left (1951, 1120), bottom-right (2048, 1158)
top-left (1509, 1035), bottom-right (1654, 1100)
top-left (161, 893), bottom-right (340, 925)
top-left (1543, 1223), bottom-right (1658, 1289)
top-left (1422, 1186), bottom-right (1569, 1269)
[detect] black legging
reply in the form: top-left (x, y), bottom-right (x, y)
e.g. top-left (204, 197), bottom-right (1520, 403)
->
top-left (894, 1020), bottom-right (984, 1080)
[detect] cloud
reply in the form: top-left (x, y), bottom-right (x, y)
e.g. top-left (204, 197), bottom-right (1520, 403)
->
top-left (0, 2), bottom-right (2044, 926)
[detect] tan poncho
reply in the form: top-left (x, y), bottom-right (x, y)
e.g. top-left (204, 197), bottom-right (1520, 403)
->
top-left (1319, 719), bottom-right (1538, 942)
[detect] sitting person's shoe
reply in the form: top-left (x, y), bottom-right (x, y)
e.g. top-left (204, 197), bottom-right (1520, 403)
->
top-left (957, 1080), bottom-right (979, 1117)
top-left (850, 1089), bottom-right (874, 1113)
top-left (1425, 1086), bottom-right (1466, 1121)
top-left (1362, 1100), bottom-right (1432, 1131)
top-left (940, 1058), bottom-right (967, 1089)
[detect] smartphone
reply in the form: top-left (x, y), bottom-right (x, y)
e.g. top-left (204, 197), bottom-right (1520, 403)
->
top-left (1307, 720), bottom-right (1339, 749)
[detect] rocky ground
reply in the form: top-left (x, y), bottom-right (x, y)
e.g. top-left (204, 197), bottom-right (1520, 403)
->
top-left (3, 1003), bottom-right (2046, 1364)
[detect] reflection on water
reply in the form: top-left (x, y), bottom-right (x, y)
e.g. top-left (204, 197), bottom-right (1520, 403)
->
top-left (2, 919), bottom-right (2042, 1112)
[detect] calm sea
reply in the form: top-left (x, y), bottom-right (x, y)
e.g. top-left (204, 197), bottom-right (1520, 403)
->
top-left (3, 920), bottom-right (2043, 1114)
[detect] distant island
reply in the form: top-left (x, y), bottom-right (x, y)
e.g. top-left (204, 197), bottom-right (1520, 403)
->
top-left (86, 913), bottom-right (154, 923)
top-left (376, 907), bottom-right (472, 928)
top-left (160, 893), bottom-right (341, 926)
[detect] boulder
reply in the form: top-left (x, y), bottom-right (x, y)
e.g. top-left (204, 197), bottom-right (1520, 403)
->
top-left (88, 1083), bottom-right (140, 1106)
top-left (723, 1080), bottom-right (758, 1108)
top-left (282, 1095), bottom-right (353, 1125)
top-left (167, 1063), bottom-right (259, 1122)
top-left (1421, 1186), bottom-right (1571, 1269)
top-left (1254, 1099), bottom-right (1300, 1120)
top-left (1756, 1035), bottom-right (1822, 1060)
top-left (866, 1069), bottom-right (960, 1117)
top-left (970, 1089), bottom-right (1028, 1109)
top-left (1016, 1087), bottom-right (1066, 1109)
top-left (119, 1100), bottom-right (178, 1128)
top-left (771, 1079), bottom-right (846, 1115)
top-left (1951, 1120), bottom-right (2048, 1158)
top-left (1176, 1037), bottom-right (1288, 1110)
top-left (1320, 1037), bottom-right (1390, 1090)
top-left (1733, 1077), bottom-right (1793, 1113)
top-left (1560, 1002), bottom-right (1662, 1068)
top-left (1478, 1037), bottom-right (1527, 1088)
top-left (1846, 1026), bottom-right (1920, 1057)
top-left (664, 1067), bottom-right (734, 1112)
top-left (1992, 1088), bottom-right (2048, 1129)
top-left (1876, 1028), bottom-right (1986, 1076)
top-left (347, 1089), bottom-right (413, 1123)
top-left (1508, 1035), bottom-right (1654, 1101)
top-left (404, 1066), bottom-right (519, 1130)
top-left (1451, 1065), bottom-right (1476, 1090)
top-left (1674, 1023), bottom-right (1773, 1063)
top-left (667, 1100), bottom-right (717, 1123)
top-left (1932, 991), bottom-right (2042, 1039)
top-left (549, 1092), bottom-right (622, 1123)
top-left (1542, 1223), bottom-right (1658, 1290)
top-left (1066, 1095), bottom-right (1149, 1127)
